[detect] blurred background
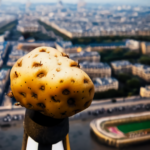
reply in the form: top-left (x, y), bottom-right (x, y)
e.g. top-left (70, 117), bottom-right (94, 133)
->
top-left (0, 0), bottom-right (150, 150)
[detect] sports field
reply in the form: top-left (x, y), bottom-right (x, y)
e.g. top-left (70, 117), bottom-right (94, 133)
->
top-left (117, 120), bottom-right (150, 134)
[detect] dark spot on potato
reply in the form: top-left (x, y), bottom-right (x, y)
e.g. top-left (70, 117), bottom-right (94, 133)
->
top-left (37, 103), bottom-right (45, 109)
top-left (84, 79), bottom-right (89, 83)
top-left (37, 71), bottom-right (46, 78)
top-left (67, 98), bottom-right (75, 106)
top-left (32, 62), bottom-right (43, 67)
top-left (32, 93), bottom-right (37, 98)
top-left (84, 101), bottom-right (90, 108)
top-left (73, 109), bottom-right (81, 114)
top-left (54, 54), bottom-right (58, 57)
top-left (62, 89), bottom-right (70, 95)
top-left (89, 88), bottom-right (93, 95)
top-left (60, 80), bottom-right (63, 83)
top-left (47, 51), bottom-right (50, 54)
top-left (33, 54), bottom-right (38, 58)
top-left (51, 96), bottom-right (60, 103)
top-left (15, 71), bottom-right (18, 78)
top-left (82, 91), bottom-right (84, 93)
top-left (39, 49), bottom-right (46, 52)
top-left (20, 92), bottom-right (26, 97)
top-left (56, 67), bottom-right (61, 72)
top-left (17, 60), bottom-right (22, 67)
top-left (58, 62), bottom-right (62, 65)
top-left (82, 97), bottom-right (84, 99)
top-left (71, 79), bottom-right (75, 83)
top-left (40, 86), bottom-right (45, 90)
top-left (61, 52), bottom-right (69, 58)
top-left (61, 111), bottom-right (67, 115)
top-left (70, 61), bottom-right (78, 67)
top-left (27, 103), bottom-right (32, 108)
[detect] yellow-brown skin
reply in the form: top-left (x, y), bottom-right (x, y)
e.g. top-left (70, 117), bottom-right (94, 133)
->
top-left (10, 47), bottom-right (95, 119)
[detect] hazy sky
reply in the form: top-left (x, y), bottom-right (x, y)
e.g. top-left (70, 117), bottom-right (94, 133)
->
top-left (3, 0), bottom-right (150, 5)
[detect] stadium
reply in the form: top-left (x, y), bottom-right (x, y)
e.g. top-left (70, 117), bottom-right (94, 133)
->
top-left (90, 112), bottom-right (150, 148)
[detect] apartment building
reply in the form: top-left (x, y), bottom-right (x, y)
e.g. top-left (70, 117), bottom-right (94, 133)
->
top-left (132, 63), bottom-right (150, 82)
top-left (80, 61), bottom-right (111, 79)
top-left (55, 41), bottom-right (82, 54)
top-left (141, 42), bottom-right (150, 54)
top-left (140, 86), bottom-right (150, 98)
top-left (69, 51), bottom-right (100, 63)
top-left (111, 60), bottom-right (132, 74)
top-left (93, 77), bottom-right (119, 92)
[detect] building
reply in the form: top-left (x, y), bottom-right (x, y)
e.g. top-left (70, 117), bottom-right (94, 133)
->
top-left (80, 61), bottom-right (111, 79)
top-left (93, 77), bottom-right (118, 92)
top-left (69, 51), bottom-right (100, 63)
top-left (132, 63), bottom-right (150, 82)
top-left (87, 42), bottom-right (127, 52)
top-left (126, 40), bottom-right (140, 51)
top-left (16, 42), bottom-right (55, 52)
top-left (0, 41), bottom-right (10, 59)
top-left (140, 86), bottom-right (150, 97)
top-left (17, 19), bottom-right (42, 33)
top-left (141, 42), bottom-right (150, 54)
top-left (111, 60), bottom-right (132, 74)
top-left (55, 41), bottom-right (83, 54)
top-left (0, 69), bottom-right (10, 105)
top-left (0, 42), bottom-right (10, 68)
top-left (0, 35), bottom-right (4, 42)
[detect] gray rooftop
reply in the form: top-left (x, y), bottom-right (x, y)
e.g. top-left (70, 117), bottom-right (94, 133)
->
top-left (93, 77), bottom-right (118, 87)
top-left (111, 60), bottom-right (132, 67)
top-left (80, 61), bottom-right (110, 69)
top-left (69, 51), bottom-right (100, 58)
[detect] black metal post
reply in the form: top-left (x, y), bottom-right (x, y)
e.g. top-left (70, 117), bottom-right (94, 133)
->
top-left (21, 109), bottom-right (69, 150)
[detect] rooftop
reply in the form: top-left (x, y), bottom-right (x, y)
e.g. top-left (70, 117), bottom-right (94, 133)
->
top-left (134, 63), bottom-right (150, 74)
top-left (69, 51), bottom-right (100, 58)
top-left (93, 77), bottom-right (118, 87)
top-left (111, 60), bottom-right (132, 67)
top-left (80, 61), bottom-right (110, 69)
top-left (56, 41), bottom-right (72, 48)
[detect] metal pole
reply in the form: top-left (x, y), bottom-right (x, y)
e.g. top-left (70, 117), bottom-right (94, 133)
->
top-left (21, 109), bottom-right (69, 150)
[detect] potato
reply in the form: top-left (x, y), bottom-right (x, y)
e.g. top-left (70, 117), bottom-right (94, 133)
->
top-left (10, 47), bottom-right (94, 119)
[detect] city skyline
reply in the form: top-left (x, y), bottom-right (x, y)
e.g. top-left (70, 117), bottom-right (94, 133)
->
top-left (3, 0), bottom-right (150, 5)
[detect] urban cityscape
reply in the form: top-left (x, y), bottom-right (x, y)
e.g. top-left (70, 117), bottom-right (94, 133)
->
top-left (0, 0), bottom-right (150, 150)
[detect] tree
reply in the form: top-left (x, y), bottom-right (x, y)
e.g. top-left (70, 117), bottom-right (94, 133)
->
top-left (127, 78), bottom-right (140, 88)
top-left (117, 73), bottom-right (131, 83)
top-left (139, 56), bottom-right (150, 66)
